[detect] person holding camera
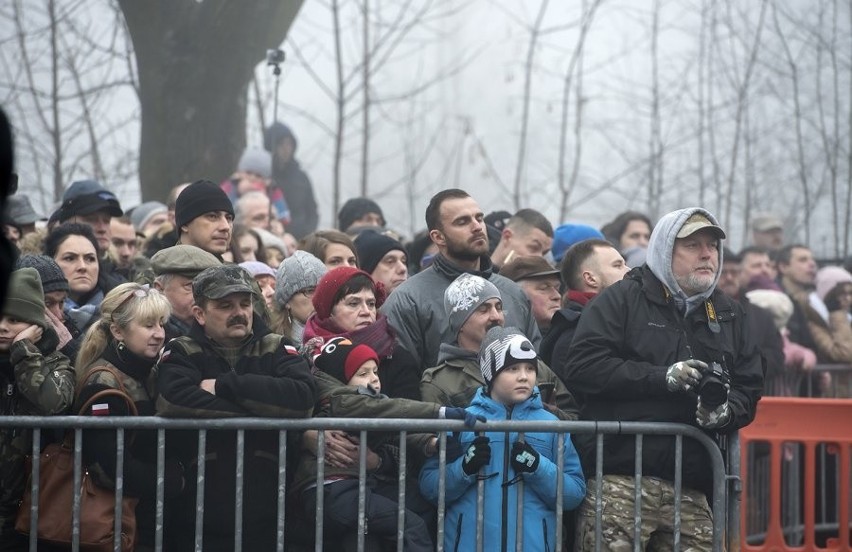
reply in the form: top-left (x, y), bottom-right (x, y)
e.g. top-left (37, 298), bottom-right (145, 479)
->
top-left (564, 207), bottom-right (763, 550)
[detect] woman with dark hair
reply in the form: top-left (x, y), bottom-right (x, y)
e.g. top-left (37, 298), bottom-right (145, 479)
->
top-left (223, 223), bottom-right (267, 264)
top-left (43, 222), bottom-right (116, 332)
top-left (299, 229), bottom-right (358, 269)
top-left (302, 267), bottom-right (419, 400)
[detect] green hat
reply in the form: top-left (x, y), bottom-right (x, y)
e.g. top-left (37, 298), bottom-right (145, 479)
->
top-left (3, 268), bottom-right (47, 328)
top-left (193, 265), bottom-right (256, 302)
top-left (151, 245), bottom-right (221, 278)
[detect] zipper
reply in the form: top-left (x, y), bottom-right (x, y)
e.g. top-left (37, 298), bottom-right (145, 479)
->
top-left (542, 518), bottom-right (550, 552)
top-left (501, 404), bottom-right (513, 552)
top-left (453, 513), bottom-right (464, 552)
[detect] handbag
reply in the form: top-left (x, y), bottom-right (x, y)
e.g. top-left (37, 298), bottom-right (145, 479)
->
top-left (16, 366), bottom-right (140, 552)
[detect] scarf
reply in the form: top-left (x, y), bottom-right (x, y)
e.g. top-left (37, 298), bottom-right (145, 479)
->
top-left (65, 289), bottom-right (104, 331)
top-left (302, 313), bottom-right (396, 359)
top-left (565, 290), bottom-right (597, 306)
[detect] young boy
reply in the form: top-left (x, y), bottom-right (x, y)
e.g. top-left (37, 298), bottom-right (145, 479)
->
top-left (294, 337), bottom-right (481, 552)
top-left (419, 326), bottom-right (586, 551)
top-left (0, 268), bottom-right (75, 547)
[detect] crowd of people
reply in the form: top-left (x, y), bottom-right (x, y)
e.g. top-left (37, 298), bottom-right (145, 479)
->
top-left (1, 119), bottom-right (851, 550)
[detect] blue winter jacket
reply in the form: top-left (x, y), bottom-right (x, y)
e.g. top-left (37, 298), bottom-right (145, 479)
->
top-left (419, 387), bottom-right (586, 552)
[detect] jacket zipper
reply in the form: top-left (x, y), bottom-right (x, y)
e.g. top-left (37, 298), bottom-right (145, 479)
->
top-left (501, 404), bottom-right (513, 552)
top-left (453, 513), bottom-right (464, 552)
top-left (542, 518), bottom-right (550, 552)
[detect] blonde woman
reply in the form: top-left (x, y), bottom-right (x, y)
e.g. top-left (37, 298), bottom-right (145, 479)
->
top-left (75, 283), bottom-right (184, 551)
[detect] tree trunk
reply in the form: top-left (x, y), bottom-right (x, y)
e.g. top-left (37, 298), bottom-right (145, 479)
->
top-left (117, 0), bottom-right (303, 202)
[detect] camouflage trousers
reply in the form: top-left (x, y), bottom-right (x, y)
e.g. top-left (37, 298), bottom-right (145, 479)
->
top-left (575, 475), bottom-right (713, 551)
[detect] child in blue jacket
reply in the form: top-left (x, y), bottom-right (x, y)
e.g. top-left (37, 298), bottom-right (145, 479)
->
top-left (419, 326), bottom-right (586, 551)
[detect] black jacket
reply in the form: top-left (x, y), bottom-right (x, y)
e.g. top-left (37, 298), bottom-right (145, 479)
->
top-left (565, 266), bottom-right (763, 494)
top-left (539, 300), bottom-right (584, 384)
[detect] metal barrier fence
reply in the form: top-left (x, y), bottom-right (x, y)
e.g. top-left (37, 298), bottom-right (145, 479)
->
top-left (764, 364), bottom-right (852, 399)
top-left (0, 416), bottom-right (734, 552)
top-left (739, 397), bottom-right (852, 551)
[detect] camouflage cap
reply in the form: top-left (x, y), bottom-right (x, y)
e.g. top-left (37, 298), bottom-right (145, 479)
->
top-left (193, 265), bottom-right (256, 301)
top-left (151, 245), bottom-right (221, 278)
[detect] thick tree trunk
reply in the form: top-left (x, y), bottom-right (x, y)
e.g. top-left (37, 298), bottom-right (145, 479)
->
top-left (117, 0), bottom-right (303, 201)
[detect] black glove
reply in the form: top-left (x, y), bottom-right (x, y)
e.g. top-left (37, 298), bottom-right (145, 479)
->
top-left (462, 436), bottom-right (491, 475)
top-left (441, 406), bottom-right (487, 428)
top-left (510, 441), bottom-right (540, 473)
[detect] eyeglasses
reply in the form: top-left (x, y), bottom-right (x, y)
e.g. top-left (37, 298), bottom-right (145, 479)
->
top-left (299, 287), bottom-right (316, 298)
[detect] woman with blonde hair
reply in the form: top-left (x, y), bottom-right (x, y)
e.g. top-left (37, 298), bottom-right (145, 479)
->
top-left (75, 283), bottom-right (185, 551)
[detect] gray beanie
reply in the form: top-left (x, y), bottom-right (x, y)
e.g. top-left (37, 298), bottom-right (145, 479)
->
top-left (444, 273), bottom-right (501, 337)
top-left (274, 250), bottom-right (328, 306)
top-left (15, 255), bottom-right (70, 294)
top-left (237, 148), bottom-right (272, 179)
top-left (130, 201), bottom-right (167, 232)
top-left (479, 326), bottom-right (537, 387)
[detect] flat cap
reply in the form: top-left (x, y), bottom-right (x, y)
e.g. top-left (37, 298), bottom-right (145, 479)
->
top-left (499, 255), bottom-right (560, 282)
top-left (151, 245), bottom-right (220, 278)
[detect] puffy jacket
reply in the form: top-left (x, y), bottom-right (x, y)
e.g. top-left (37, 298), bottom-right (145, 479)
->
top-left (419, 387), bottom-right (585, 552)
top-left (381, 253), bottom-right (541, 372)
top-left (565, 265), bottom-right (764, 494)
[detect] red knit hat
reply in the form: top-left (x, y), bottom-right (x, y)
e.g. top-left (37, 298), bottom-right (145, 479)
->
top-left (313, 337), bottom-right (380, 383)
top-left (311, 266), bottom-right (386, 321)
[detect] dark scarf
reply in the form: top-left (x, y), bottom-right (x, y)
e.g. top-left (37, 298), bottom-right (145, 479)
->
top-left (101, 338), bottom-right (157, 383)
top-left (302, 313), bottom-right (396, 359)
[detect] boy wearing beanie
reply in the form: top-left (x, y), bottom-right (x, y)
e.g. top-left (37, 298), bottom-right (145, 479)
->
top-left (419, 326), bottom-right (586, 552)
top-left (294, 336), bottom-right (482, 551)
top-left (0, 268), bottom-right (76, 546)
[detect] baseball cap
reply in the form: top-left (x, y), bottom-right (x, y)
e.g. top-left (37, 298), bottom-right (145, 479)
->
top-left (752, 214), bottom-right (783, 232)
top-left (57, 180), bottom-right (123, 220)
top-left (193, 265), bottom-right (256, 301)
top-left (676, 213), bottom-right (726, 240)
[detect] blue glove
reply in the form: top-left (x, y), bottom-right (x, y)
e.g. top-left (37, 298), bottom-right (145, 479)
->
top-left (441, 406), bottom-right (486, 428)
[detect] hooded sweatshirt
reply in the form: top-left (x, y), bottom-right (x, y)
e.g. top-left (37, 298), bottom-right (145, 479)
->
top-left (646, 207), bottom-right (724, 316)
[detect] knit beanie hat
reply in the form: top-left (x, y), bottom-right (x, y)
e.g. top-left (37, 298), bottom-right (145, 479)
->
top-left (174, 179), bottom-right (234, 230)
top-left (14, 255), bottom-right (70, 294)
top-left (313, 336), bottom-right (379, 384)
top-left (745, 289), bottom-right (794, 330)
top-left (312, 266), bottom-right (380, 321)
top-left (237, 148), bottom-right (272, 179)
top-left (337, 197), bottom-right (385, 232)
top-left (552, 223), bottom-right (604, 263)
top-left (444, 273), bottom-right (501, 338)
top-left (275, 250), bottom-right (327, 306)
top-left (239, 261), bottom-right (276, 279)
top-left (3, 268), bottom-right (47, 328)
top-left (130, 201), bottom-right (167, 232)
top-left (479, 326), bottom-right (537, 387)
top-left (354, 230), bottom-right (405, 274)
top-left (815, 266), bottom-right (852, 302)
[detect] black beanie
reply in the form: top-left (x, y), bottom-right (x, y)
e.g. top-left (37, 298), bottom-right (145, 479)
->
top-left (3, 268), bottom-right (47, 328)
top-left (15, 255), bottom-right (70, 294)
top-left (337, 197), bottom-right (385, 232)
top-left (354, 230), bottom-right (405, 274)
top-left (174, 179), bottom-right (234, 230)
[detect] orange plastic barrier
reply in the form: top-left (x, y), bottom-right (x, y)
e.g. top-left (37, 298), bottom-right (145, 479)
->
top-left (740, 397), bottom-right (852, 551)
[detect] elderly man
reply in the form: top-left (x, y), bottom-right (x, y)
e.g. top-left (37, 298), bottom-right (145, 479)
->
top-left (174, 179), bottom-right (234, 257)
top-left (499, 255), bottom-right (562, 336)
top-left (156, 264), bottom-right (315, 550)
top-left (565, 207), bottom-right (763, 550)
top-left (151, 244), bottom-right (221, 342)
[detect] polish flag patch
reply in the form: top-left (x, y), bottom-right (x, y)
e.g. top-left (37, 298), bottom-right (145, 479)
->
top-left (283, 345), bottom-right (298, 356)
top-left (91, 403), bottom-right (110, 416)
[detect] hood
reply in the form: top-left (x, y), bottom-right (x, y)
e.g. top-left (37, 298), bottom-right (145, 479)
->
top-left (436, 342), bottom-right (477, 364)
top-left (263, 122), bottom-right (298, 153)
top-left (646, 207), bottom-right (724, 314)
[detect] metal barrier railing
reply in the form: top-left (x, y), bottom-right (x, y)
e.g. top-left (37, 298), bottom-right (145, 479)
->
top-left (1, 416), bottom-right (734, 551)
top-left (764, 363), bottom-right (852, 398)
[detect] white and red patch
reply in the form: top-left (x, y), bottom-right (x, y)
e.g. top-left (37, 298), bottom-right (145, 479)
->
top-left (283, 345), bottom-right (298, 356)
top-left (91, 403), bottom-right (110, 416)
